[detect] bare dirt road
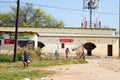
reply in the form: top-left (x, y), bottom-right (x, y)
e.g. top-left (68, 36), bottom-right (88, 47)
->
top-left (45, 57), bottom-right (120, 80)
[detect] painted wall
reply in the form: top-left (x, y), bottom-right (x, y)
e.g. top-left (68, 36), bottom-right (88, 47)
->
top-left (0, 27), bottom-right (119, 57)
top-left (39, 36), bottom-right (119, 57)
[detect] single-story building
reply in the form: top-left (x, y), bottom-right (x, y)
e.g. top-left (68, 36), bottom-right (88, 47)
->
top-left (0, 31), bottom-right (39, 54)
top-left (0, 27), bottom-right (119, 57)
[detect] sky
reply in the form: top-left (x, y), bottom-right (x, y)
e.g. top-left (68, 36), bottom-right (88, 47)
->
top-left (0, 0), bottom-right (119, 31)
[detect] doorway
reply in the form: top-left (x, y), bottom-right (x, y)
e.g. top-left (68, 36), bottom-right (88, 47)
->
top-left (38, 42), bottom-right (45, 48)
top-left (108, 45), bottom-right (112, 56)
top-left (84, 42), bottom-right (96, 56)
top-left (0, 40), bottom-right (1, 46)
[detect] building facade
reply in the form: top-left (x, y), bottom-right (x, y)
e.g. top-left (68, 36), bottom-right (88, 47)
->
top-left (0, 27), bottom-right (119, 57)
top-left (0, 31), bottom-right (39, 54)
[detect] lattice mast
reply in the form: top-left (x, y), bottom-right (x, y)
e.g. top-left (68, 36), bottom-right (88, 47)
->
top-left (81, 0), bottom-right (101, 28)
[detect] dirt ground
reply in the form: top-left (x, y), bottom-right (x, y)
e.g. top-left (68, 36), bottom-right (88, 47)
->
top-left (44, 56), bottom-right (120, 80)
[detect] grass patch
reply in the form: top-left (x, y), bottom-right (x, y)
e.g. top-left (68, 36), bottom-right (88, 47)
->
top-left (32, 58), bottom-right (87, 67)
top-left (0, 58), bottom-right (87, 80)
top-left (0, 69), bottom-right (53, 80)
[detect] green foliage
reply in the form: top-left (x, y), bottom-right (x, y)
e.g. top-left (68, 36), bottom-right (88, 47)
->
top-left (0, 13), bottom-right (13, 26)
top-left (17, 48), bottom-right (24, 61)
top-left (0, 3), bottom-right (64, 27)
top-left (17, 47), bottom-right (41, 61)
top-left (0, 53), bottom-right (23, 62)
top-left (22, 22), bottom-right (32, 27)
top-left (0, 47), bottom-right (42, 62)
top-left (34, 48), bottom-right (41, 56)
top-left (32, 58), bottom-right (87, 68)
top-left (0, 54), bottom-right (13, 62)
top-left (0, 69), bottom-right (53, 80)
top-left (28, 49), bottom-right (40, 61)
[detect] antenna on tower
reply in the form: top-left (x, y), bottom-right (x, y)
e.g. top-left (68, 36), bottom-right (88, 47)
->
top-left (81, 0), bottom-right (101, 28)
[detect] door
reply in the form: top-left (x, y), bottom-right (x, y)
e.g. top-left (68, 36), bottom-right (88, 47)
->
top-left (0, 40), bottom-right (1, 46)
top-left (87, 50), bottom-right (92, 56)
top-left (108, 45), bottom-right (112, 56)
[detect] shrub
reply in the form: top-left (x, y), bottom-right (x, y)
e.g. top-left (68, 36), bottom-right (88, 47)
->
top-left (17, 47), bottom-right (41, 62)
top-left (0, 54), bottom-right (13, 62)
top-left (34, 48), bottom-right (41, 56)
top-left (16, 48), bottom-right (24, 61)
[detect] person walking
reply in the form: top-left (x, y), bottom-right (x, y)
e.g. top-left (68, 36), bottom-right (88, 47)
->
top-left (65, 48), bottom-right (70, 58)
top-left (23, 51), bottom-right (29, 67)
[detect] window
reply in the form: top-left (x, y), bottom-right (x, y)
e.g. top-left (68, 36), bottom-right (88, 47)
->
top-left (18, 41), bottom-right (28, 47)
top-left (61, 43), bottom-right (64, 48)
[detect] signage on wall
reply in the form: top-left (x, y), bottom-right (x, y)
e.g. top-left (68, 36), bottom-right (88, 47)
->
top-left (4, 39), bottom-right (15, 44)
top-left (60, 39), bottom-right (73, 43)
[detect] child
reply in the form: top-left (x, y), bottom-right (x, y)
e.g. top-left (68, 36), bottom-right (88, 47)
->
top-left (23, 51), bottom-right (29, 67)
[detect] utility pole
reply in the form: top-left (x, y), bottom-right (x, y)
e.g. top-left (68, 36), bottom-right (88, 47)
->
top-left (118, 0), bottom-right (120, 57)
top-left (88, 0), bottom-right (95, 28)
top-left (90, 7), bottom-right (92, 28)
top-left (13, 0), bottom-right (20, 62)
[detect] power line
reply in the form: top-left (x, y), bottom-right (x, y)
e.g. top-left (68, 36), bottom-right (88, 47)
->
top-left (95, 11), bottom-right (119, 16)
top-left (0, 4), bottom-right (9, 8)
top-left (21, 2), bottom-right (82, 11)
top-left (0, 4), bottom-right (15, 9)
top-left (0, 1), bottom-right (119, 16)
top-left (0, 1), bottom-right (16, 3)
top-left (21, 2), bottom-right (119, 16)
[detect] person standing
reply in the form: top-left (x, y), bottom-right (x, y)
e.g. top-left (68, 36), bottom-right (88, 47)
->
top-left (23, 51), bottom-right (29, 67)
top-left (65, 48), bottom-right (70, 58)
top-left (55, 50), bottom-right (59, 59)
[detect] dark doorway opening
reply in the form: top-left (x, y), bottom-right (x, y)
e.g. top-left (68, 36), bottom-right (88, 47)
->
top-left (0, 40), bottom-right (1, 46)
top-left (84, 42), bottom-right (96, 56)
top-left (61, 43), bottom-right (64, 48)
top-left (108, 45), bottom-right (112, 56)
top-left (87, 50), bottom-right (92, 56)
top-left (38, 42), bottom-right (45, 48)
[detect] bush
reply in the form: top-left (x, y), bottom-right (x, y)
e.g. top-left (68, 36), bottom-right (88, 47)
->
top-left (16, 48), bottom-right (24, 61)
top-left (34, 48), bottom-right (41, 56)
top-left (17, 47), bottom-right (41, 62)
top-left (0, 47), bottom-right (42, 62)
top-left (0, 54), bottom-right (13, 62)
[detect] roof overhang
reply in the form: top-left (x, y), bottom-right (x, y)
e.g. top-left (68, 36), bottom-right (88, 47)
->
top-left (38, 33), bottom-right (119, 38)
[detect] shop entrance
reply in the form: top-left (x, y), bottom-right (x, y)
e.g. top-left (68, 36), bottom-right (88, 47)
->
top-left (84, 42), bottom-right (96, 56)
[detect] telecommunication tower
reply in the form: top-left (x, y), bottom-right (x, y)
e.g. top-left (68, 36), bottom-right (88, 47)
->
top-left (81, 0), bottom-right (101, 28)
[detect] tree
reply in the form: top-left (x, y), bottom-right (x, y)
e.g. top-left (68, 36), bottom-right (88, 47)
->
top-left (0, 3), bottom-right (64, 27)
top-left (0, 13), bottom-right (13, 26)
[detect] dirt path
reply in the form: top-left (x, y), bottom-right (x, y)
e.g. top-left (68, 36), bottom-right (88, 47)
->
top-left (44, 57), bottom-right (120, 80)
